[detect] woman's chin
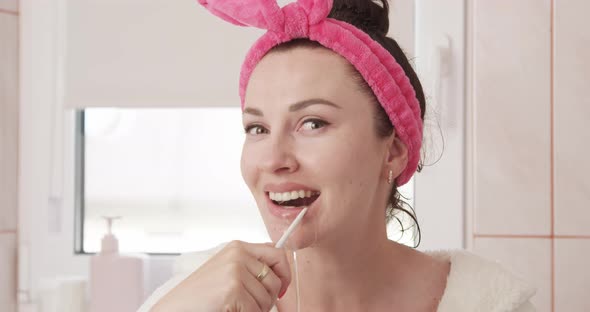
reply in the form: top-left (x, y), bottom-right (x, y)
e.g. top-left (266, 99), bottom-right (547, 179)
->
top-left (265, 225), bottom-right (318, 251)
top-left (281, 235), bottom-right (317, 251)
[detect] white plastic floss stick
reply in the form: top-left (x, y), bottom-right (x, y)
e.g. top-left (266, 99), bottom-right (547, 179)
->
top-left (275, 208), bottom-right (308, 248)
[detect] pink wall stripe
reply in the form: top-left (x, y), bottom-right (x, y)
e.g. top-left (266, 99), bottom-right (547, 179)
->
top-left (474, 234), bottom-right (550, 239)
top-left (0, 8), bottom-right (18, 16)
top-left (550, 0), bottom-right (556, 310)
top-left (474, 234), bottom-right (590, 239)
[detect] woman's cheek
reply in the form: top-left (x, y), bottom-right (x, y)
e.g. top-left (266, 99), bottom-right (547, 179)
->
top-left (240, 145), bottom-right (257, 189)
top-left (306, 136), bottom-right (354, 167)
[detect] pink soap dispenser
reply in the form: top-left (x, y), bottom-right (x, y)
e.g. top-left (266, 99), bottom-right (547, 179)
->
top-left (89, 217), bottom-right (146, 312)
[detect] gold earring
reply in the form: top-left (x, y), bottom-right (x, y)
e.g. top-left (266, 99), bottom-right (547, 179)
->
top-left (387, 170), bottom-right (393, 185)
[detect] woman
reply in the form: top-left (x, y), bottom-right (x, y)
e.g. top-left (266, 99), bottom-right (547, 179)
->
top-left (139, 0), bottom-right (536, 311)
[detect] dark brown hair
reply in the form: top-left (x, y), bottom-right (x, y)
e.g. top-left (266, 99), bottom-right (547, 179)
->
top-left (271, 0), bottom-right (425, 246)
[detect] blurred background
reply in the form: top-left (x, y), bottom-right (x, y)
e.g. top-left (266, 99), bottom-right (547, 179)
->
top-left (1, 0), bottom-right (588, 311)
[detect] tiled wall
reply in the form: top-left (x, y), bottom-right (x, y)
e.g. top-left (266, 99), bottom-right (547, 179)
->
top-left (469, 1), bottom-right (590, 311)
top-left (0, 0), bottom-right (19, 312)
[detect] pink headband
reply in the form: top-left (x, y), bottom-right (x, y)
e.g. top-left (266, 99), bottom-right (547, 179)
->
top-left (198, 0), bottom-right (422, 186)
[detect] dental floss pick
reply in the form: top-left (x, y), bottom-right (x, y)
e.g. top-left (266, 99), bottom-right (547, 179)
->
top-left (275, 208), bottom-right (308, 248)
top-left (273, 207), bottom-right (307, 312)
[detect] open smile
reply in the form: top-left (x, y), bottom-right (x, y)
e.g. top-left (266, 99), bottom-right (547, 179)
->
top-left (268, 190), bottom-right (320, 208)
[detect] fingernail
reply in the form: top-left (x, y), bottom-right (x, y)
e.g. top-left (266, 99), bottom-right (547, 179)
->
top-left (278, 289), bottom-right (287, 299)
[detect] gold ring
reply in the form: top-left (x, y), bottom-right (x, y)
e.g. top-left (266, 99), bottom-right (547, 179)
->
top-left (256, 263), bottom-right (270, 282)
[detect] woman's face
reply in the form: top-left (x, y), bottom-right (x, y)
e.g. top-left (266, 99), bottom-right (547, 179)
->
top-left (240, 47), bottom-right (405, 249)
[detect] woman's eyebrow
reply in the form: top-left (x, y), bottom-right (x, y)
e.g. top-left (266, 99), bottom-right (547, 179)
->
top-left (289, 98), bottom-right (341, 112)
top-left (243, 98), bottom-right (341, 117)
top-left (243, 107), bottom-right (263, 116)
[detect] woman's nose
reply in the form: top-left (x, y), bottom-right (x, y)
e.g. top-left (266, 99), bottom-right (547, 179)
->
top-left (258, 135), bottom-right (299, 175)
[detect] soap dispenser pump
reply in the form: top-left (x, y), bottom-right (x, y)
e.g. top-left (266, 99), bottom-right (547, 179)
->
top-left (100, 216), bottom-right (120, 254)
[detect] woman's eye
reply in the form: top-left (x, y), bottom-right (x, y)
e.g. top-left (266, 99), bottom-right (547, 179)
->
top-left (244, 125), bottom-right (268, 135)
top-left (300, 119), bottom-right (329, 131)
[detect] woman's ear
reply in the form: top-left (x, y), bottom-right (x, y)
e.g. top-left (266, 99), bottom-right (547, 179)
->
top-left (385, 135), bottom-right (408, 179)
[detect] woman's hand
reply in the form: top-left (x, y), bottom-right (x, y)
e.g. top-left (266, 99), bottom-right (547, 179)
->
top-left (151, 241), bottom-right (291, 312)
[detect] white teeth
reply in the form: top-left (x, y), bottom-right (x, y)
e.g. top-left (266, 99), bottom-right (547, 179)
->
top-left (269, 190), bottom-right (319, 202)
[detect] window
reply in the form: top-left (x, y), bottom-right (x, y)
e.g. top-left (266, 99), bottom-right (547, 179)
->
top-left (76, 108), bottom-right (416, 254)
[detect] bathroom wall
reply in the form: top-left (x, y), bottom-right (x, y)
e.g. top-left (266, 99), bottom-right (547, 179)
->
top-left (0, 1), bottom-right (19, 312)
top-left (467, 1), bottom-right (590, 311)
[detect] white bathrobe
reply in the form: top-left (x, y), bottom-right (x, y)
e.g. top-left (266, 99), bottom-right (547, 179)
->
top-left (138, 247), bottom-right (536, 312)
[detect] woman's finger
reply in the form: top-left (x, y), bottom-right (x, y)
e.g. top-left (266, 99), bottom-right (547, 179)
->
top-left (234, 288), bottom-right (263, 312)
top-left (246, 258), bottom-right (282, 296)
top-left (241, 242), bottom-right (292, 296)
top-left (239, 262), bottom-right (276, 312)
